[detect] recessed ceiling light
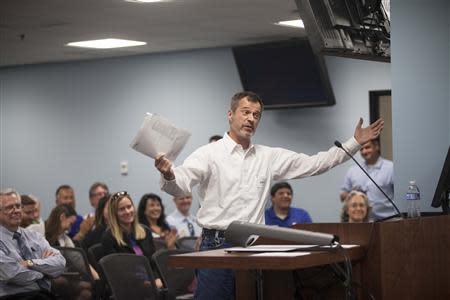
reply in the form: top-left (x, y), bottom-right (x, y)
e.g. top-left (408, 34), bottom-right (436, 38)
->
top-left (66, 38), bottom-right (146, 49)
top-left (275, 19), bottom-right (305, 29)
top-left (125, 0), bottom-right (164, 3)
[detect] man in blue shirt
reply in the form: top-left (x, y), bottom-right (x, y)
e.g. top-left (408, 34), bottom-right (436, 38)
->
top-left (55, 185), bottom-right (83, 238)
top-left (0, 188), bottom-right (66, 299)
top-left (340, 139), bottom-right (395, 220)
top-left (265, 182), bottom-right (312, 227)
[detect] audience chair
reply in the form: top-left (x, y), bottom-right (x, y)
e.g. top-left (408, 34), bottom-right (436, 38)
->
top-left (152, 249), bottom-right (195, 300)
top-left (99, 253), bottom-right (160, 300)
top-left (87, 243), bottom-right (106, 273)
top-left (175, 237), bottom-right (197, 251)
top-left (54, 247), bottom-right (96, 300)
top-left (153, 239), bottom-right (167, 251)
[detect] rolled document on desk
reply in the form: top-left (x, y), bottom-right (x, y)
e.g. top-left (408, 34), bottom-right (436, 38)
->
top-left (225, 221), bottom-right (338, 247)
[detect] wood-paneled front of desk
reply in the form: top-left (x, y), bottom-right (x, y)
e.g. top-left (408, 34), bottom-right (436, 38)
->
top-left (169, 215), bottom-right (450, 299)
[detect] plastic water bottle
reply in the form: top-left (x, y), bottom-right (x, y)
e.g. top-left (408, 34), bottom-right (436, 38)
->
top-left (406, 180), bottom-right (421, 218)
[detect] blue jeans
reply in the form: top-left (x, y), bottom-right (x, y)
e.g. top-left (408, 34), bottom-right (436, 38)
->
top-left (194, 233), bottom-right (235, 300)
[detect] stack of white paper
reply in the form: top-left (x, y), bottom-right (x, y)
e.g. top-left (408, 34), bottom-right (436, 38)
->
top-left (130, 113), bottom-right (191, 161)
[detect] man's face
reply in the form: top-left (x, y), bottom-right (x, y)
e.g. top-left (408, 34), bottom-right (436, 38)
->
top-left (21, 203), bottom-right (39, 227)
top-left (0, 194), bottom-right (22, 231)
top-left (90, 186), bottom-right (108, 209)
top-left (56, 188), bottom-right (76, 208)
top-left (174, 196), bottom-right (192, 215)
top-left (228, 97), bottom-right (262, 144)
top-left (271, 187), bottom-right (293, 211)
top-left (360, 141), bottom-right (380, 164)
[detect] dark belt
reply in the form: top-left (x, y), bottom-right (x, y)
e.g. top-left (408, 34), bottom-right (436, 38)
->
top-left (202, 228), bottom-right (226, 239)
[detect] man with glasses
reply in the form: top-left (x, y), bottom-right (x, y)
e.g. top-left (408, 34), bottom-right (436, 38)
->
top-left (166, 195), bottom-right (202, 238)
top-left (0, 188), bottom-right (66, 299)
top-left (155, 91), bottom-right (384, 300)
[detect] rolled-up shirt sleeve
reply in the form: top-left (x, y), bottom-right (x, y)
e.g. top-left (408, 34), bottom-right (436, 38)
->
top-left (272, 137), bottom-right (360, 181)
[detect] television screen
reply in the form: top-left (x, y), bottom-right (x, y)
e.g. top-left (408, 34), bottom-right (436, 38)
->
top-left (431, 146), bottom-right (450, 213)
top-left (295, 0), bottom-right (390, 62)
top-left (232, 39), bottom-right (335, 109)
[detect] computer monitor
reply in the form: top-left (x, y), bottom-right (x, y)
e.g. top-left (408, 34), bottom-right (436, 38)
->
top-left (431, 146), bottom-right (450, 213)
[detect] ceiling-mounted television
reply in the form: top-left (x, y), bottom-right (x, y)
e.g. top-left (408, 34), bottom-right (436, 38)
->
top-left (295, 0), bottom-right (390, 62)
top-left (232, 38), bottom-right (335, 110)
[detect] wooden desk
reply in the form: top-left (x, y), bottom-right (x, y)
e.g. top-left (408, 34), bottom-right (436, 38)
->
top-left (170, 215), bottom-right (450, 299)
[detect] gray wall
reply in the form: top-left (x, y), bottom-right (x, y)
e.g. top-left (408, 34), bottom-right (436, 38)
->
top-left (391, 0), bottom-right (450, 212)
top-left (1, 49), bottom-right (390, 222)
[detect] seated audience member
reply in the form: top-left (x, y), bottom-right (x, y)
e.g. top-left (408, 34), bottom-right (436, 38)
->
top-left (166, 194), bottom-right (202, 238)
top-left (341, 190), bottom-right (371, 223)
top-left (55, 185), bottom-right (83, 239)
top-left (85, 182), bottom-right (109, 219)
top-left (45, 205), bottom-right (78, 247)
top-left (0, 188), bottom-right (66, 299)
top-left (208, 135), bottom-right (222, 143)
top-left (82, 194), bottom-right (111, 251)
top-left (20, 195), bottom-right (41, 228)
top-left (102, 191), bottom-right (163, 288)
top-left (138, 193), bottom-right (177, 249)
top-left (44, 205), bottom-right (98, 299)
top-left (265, 182), bottom-right (312, 227)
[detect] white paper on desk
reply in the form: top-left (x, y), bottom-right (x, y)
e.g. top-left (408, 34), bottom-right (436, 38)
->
top-left (251, 252), bottom-right (311, 257)
top-left (225, 245), bottom-right (318, 253)
top-left (130, 113), bottom-right (191, 161)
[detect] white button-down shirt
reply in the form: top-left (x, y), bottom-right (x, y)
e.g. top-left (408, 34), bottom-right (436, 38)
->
top-left (166, 210), bottom-right (202, 237)
top-left (161, 133), bottom-right (360, 230)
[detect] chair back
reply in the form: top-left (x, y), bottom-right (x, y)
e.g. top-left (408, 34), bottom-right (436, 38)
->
top-left (152, 249), bottom-right (195, 299)
top-left (99, 253), bottom-right (158, 300)
top-left (88, 243), bottom-right (106, 273)
top-left (153, 238), bottom-right (167, 251)
top-left (175, 237), bottom-right (197, 251)
top-left (56, 247), bottom-right (93, 281)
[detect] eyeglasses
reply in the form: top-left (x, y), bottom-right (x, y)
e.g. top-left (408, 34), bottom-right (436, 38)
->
top-left (0, 203), bottom-right (22, 214)
top-left (111, 191), bottom-right (128, 202)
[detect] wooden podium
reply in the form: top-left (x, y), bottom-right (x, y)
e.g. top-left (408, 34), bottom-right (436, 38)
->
top-left (169, 215), bottom-right (450, 299)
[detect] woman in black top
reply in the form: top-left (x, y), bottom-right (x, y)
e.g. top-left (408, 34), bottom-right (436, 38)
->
top-left (137, 193), bottom-right (177, 249)
top-left (82, 194), bottom-right (110, 251)
top-left (101, 191), bottom-right (162, 288)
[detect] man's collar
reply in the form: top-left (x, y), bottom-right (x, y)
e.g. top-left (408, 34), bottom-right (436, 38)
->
top-left (0, 224), bottom-right (20, 238)
top-left (223, 132), bottom-right (255, 154)
top-left (364, 157), bottom-right (383, 169)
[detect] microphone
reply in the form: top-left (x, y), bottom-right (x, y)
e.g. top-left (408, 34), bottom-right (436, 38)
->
top-left (334, 140), bottom-right (402, 221)
top-left (225, 221), bottom-right (338, 247)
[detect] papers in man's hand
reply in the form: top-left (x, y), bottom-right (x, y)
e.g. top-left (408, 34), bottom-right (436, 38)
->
top-left (130, 113), bottom-right (191, 161)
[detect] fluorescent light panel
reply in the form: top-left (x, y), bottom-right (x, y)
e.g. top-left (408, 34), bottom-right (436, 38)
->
top-left (125, 0), bottom-right (164, 3)
top-left (67, 38), bottom-right (146, 49)
top-left (275, 19), bottom-right (304, 28)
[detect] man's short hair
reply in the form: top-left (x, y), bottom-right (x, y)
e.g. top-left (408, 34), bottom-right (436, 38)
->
top-left (270, 182), bottom-right (293, 197)
top-left (89, 182), bottom-right (109, 197)
top-left (230, 91), bottom-right (264, 112)
top-left (0, 188), bottom-right (21, 209)
top-left (20, 195), bottom-right (37, 206)
top-left (55, 184), bottom-right (73, 197)
top-left (209, 135), bottom-right (223, 143)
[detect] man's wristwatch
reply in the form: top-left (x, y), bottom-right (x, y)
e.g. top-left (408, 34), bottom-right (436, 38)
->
top-left (26, 259), bottom-right (34, 267)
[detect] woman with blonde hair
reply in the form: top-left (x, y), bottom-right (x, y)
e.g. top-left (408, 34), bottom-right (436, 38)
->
top-left (101, 191), bottom-right (163, 288)
top-left (341, 190), bottom-right (371, 223)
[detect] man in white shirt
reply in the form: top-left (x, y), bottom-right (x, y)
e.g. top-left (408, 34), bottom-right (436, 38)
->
top-left (155, 91), bottom-right (383, 300)
top-left (166, 195), bottom-right (202, 237)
